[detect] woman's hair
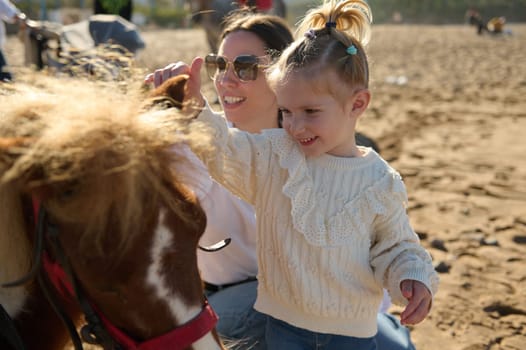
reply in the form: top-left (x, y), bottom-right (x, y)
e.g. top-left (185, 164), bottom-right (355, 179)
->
top-left (220, 10), bottom-right (294, 59)
top-left (267, 0), bottom-right (372, 101)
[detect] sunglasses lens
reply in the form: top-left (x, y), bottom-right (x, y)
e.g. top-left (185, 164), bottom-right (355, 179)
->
top-left (205, 55), bottom-right (228, 80)
top-left (216, 56), bottom-right (228, 71)
top-left (205, 55), bottom-right (260, 82)
top-left (233, 56), bottom-right (259, 81)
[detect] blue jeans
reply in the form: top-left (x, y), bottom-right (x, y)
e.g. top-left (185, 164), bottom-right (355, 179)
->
top-left (206, 280), bottom-right (266, 350)
top-left (376, 313), bottom-right (416, 350)
top-left (207, 280), bottom-right (415, 350)
top-left (266, 316), bottom-right (376, 350)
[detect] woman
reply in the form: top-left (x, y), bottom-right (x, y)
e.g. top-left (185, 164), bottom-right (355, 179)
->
top-left (146, 10), bottom-right (413, 350)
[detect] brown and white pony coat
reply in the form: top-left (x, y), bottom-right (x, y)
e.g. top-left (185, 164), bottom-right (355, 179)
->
top-left (0, 75), bottom-right (224, 350)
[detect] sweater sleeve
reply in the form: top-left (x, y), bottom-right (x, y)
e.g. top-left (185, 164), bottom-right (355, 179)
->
top-left (369, 177), bottom-right (439, 306)
top-left (192, 102), bottom-right (272, 204)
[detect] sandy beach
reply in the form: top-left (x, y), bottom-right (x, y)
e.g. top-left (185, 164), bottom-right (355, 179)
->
top-left (4, 23), bottom-right (526, 350)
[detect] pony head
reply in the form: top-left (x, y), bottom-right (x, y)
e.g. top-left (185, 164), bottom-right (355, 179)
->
top-left (0, 76), bottom-right (213, 255)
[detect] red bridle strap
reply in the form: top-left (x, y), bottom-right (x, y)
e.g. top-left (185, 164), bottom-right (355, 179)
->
top-left (101, 301), bottom-right (219, 350)
top-left (44, 253), bottom-right (219, 349)
top-left (35, 200), bottom-right (219, 350)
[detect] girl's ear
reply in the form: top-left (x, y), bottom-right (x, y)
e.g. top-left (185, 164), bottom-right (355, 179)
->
top-left (351, 89), bottom-right (371, 115)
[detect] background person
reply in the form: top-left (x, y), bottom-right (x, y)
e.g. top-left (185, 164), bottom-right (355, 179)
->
top-left (465, 7), bottom-right (486, 35)
top-left (0, 0), bottom-right (24, 82)
top-left (487, 16), bottom-right (507, 34)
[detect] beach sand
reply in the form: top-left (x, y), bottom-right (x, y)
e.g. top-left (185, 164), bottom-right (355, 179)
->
top-left (4, 23), bottom-right (526, 350)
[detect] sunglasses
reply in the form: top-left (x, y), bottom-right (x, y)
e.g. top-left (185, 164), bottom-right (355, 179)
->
top-left (204, 54), bottom-right (267, 82)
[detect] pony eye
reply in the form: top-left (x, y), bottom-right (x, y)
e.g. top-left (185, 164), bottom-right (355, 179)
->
top-left (60, 188), bottom-right (76, 199)
top-left (56, 181), bottom-right (80, 201)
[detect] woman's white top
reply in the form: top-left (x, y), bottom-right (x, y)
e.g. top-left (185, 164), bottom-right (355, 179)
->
top-left (171, 139), bottom-right (257, 286)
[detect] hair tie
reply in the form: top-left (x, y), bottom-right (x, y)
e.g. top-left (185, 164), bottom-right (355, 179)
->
top-left (325, 21), bottom-right (336, 29)
top-left (346, 44), bottom-right (358, 55)
top-left (304, 29), bottom-right (316, 40)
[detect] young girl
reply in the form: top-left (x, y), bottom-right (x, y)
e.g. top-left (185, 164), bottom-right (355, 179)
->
top-left (171, 1), bottom-right (439, 348)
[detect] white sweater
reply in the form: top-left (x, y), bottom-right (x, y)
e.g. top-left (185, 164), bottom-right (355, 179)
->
top-left (193, 106), bottom-right (439, 337)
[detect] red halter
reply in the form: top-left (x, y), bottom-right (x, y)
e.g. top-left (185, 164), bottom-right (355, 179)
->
top-left (34, 199), bottom-right (219, 350)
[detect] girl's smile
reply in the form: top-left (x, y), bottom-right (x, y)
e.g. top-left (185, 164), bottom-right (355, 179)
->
top-left (298, 136), bottom-right (318, 146)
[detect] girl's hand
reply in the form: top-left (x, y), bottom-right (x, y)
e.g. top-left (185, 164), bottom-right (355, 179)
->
top-left (144, 57), bottom-right (205, 108)
top-left (399, 279), bottom-right (432, 325)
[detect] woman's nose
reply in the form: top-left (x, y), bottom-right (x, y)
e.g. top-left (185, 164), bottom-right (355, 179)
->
top-left (217, 65), bottom-right (238, 86)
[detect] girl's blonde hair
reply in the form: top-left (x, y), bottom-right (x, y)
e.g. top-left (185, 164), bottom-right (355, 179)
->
top-left (267, 0), bottom-right (372, 100)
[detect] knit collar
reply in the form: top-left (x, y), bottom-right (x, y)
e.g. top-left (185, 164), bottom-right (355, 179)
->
top-left (263, 130), bottom-right (407, 247)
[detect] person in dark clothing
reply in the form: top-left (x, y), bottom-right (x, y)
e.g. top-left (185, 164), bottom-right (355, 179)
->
top-left (465, 7), bottom-right (487, 35)
top-left (0, 0), bottom-right (25, 81)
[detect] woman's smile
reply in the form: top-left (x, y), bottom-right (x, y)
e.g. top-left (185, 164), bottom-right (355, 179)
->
top-left (222, 94), bottom-right (246, 107)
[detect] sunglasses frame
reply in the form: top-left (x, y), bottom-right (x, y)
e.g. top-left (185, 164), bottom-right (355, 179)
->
top-left (205, 54), bottom-right (268, 82)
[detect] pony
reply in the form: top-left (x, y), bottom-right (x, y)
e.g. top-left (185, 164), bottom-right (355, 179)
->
top-left (188, 0), bottom-right (287, 52)
top-left (0, 74), bottom-right (227, 350)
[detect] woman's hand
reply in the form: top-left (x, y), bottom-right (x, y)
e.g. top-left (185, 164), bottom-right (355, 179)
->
top-left (399, 279), bottom-right (432, 325)
top-left (144, 57), bottom-right (205, 108)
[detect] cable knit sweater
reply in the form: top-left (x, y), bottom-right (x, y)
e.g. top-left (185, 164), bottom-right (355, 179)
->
top-left (193, 105), bottom-right (439, 337)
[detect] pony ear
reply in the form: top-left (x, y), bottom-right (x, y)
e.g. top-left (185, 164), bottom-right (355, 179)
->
top-left (0, 137), bottom-right (31, 172)
top-left (145, 74), bottom-right (189, 110)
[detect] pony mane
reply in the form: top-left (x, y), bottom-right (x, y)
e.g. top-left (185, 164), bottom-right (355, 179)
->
top-left (0, 76), bottom-right (214, 254)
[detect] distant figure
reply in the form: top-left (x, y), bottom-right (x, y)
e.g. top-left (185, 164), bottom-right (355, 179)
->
top-left (94, 0), bottom-right (133, 22)
top-left (239, 0), bottom-right (272, 11)
top-left (465, 8), bottom-right (511, 36)
top-left (0, 0), bottom-right (25, 81)
top-left (189, 0), bottom-right (287, 52)
top-left (487, 16), bottom-right (506, 34)
top-left (391, 11), bottom-right (403, 24)
top-left (465, 7), bottom-right (486, 35)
